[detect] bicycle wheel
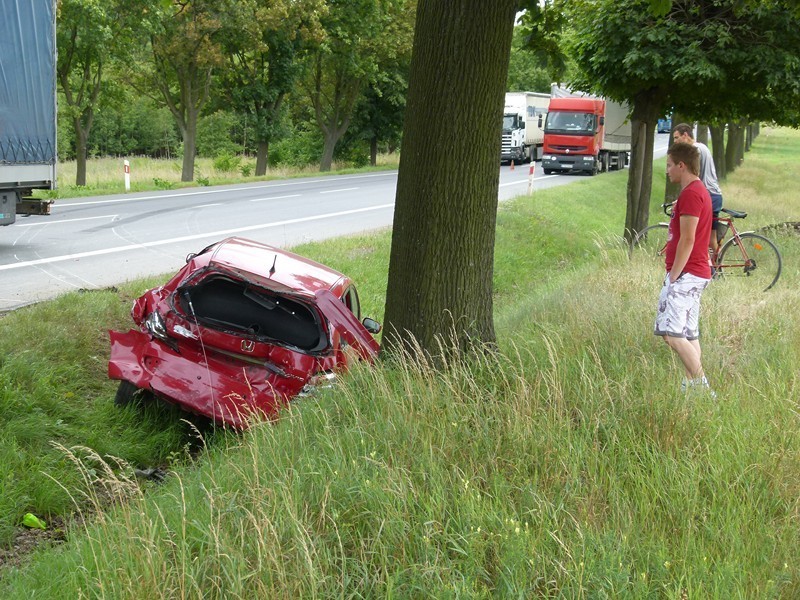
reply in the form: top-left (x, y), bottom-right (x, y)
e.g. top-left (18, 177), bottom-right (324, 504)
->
top-left (716, 232), bottom-right (782, 291)
top-left (630, 223), bottom-right (669, 259)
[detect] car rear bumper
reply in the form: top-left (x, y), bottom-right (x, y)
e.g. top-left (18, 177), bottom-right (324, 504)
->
top-left (109, 329), bottom-right (305, 428)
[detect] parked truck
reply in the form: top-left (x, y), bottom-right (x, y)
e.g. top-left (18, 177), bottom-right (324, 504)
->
top-left (500, 91), bottom-right (550, 164)
top-left (0, 0), bottom-right (57, 226)
top-left (541, 86), bottom-right (631, 176)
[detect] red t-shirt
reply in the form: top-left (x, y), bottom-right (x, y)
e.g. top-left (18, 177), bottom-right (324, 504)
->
top-left (665, 179), bottom-right (713, 279)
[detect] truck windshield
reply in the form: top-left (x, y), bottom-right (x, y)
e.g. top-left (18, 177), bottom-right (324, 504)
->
top-left (502, 114), bottom-right (521, 130)
top-left (545, 112), bottom-right (596, 134)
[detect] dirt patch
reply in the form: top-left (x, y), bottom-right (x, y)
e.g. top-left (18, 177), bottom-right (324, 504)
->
top-left (0, 515), bottom-right (78, 575)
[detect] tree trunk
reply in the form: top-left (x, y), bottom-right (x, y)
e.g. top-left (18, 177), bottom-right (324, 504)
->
top-left (256, 140), bottom-right (269, 176)
top-left (725, 120), bottom-right (741, 174)
top-left (696, 123), bottom-right (708, 145)
top-left (382, 0), bottom-right (517, 361)
top-left (736, 118), bottom-right (747, 164)
top-left (73, 119), bottom-right (89, 187)
top-left (320, 131), bottom-right (338, 172)
top-left (624, 91), bottom-right (659, 241)
top-left (370, 135), bottom-right (378, 167)
top-left (181, 109), bottom-right (197, 181)
top-left (709, 124), bottom-right (726, 180)
top-left (663, 113), bottom-right (689, 205)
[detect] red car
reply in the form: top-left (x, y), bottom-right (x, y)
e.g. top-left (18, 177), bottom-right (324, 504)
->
top-left (108, 237), bottom-right (381, 428)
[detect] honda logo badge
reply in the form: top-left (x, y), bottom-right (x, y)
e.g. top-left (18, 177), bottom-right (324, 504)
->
top-left (241, 340), bottom-right (255, 352)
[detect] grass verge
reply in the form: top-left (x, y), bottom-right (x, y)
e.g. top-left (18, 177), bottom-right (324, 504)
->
top-left (1, 128), bottom-right (798, 596)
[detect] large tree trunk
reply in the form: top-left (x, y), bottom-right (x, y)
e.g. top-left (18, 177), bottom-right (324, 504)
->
top-left (624, 91), bottom-right (659, 241)
top-left (256, 140), bottom-right (269, 176)
top-left (370, 135), bottom-right (378, 167)
top-left (709, 124), bottom-right (726, 180)
top-left (382, 0), bottom-right (517, 360)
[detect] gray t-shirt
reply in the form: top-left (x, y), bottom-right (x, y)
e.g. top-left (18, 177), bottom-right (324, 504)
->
top-left (694, 141), bottom-right (721, 196)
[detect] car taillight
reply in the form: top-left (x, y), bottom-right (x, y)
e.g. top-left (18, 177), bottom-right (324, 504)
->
top-left (144, 310), bottom-right (168, 341)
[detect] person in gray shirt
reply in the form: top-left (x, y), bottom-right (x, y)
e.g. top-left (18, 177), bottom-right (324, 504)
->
top-left (672, 123), bottom-right (725, 254)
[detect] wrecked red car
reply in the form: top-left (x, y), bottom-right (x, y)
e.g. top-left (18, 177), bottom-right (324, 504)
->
top-left (108, 237), bottom-right (381, 428)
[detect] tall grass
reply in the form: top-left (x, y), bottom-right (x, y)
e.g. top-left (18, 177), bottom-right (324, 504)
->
top-left (1, 128), bottom-right (798, 596)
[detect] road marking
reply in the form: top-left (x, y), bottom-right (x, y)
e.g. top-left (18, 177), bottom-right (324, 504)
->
top-left (249, 194), bottom-right (302, 202)
top-left (498, 175), bottom-right (558, 187)
top-left (0, 203), bottom-right (395, 272)
top-left (193, 203), bottom-right (222, 209)
top-left (52, 172), bottom-right (397, 208)
top-left (320, 187), bottom-right (359, 194)
top-left (14, 214), bottom-right (118, 227)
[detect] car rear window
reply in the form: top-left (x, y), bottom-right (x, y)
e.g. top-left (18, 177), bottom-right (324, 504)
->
top-left (178, 276), bottom-right (325, 352)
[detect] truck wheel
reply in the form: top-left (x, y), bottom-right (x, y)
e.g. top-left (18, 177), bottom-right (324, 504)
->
top-left (544, 168), bottom-right (553, 175)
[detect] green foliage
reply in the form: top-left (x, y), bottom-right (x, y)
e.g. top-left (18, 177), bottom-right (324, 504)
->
top-left (506, 27), bottom-right (552, 93)
top-left (152, 177), bottom-right (175, 189)
top-left (268, 125), bottom-right (323, 167)
top-left (211, 152), bottom-right (242, 173)
top-left (197, 111), bottom-right (243, 158)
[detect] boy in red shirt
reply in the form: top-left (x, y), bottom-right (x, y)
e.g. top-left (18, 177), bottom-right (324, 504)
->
top-left (654, 142), bottom-right (714, 395)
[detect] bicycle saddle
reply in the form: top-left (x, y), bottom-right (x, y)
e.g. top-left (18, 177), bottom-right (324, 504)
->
top-left (721, 208), bottom-right (747, 219)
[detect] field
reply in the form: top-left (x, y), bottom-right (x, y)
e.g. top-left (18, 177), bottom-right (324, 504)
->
top-left (2, 128), bottom-right (799, 597)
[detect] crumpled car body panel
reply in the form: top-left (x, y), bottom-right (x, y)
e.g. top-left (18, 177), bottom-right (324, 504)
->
top-left (108, 237), bottom-right (380, 428)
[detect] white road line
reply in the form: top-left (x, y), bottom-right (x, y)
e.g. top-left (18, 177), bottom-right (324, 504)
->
top-left (193, 203), bottom-right (222, 208)
top-left (0, 203), bottom-right (395, 272)
top-left (319, 187), bottom-right (359, 194)
top-left (52, 172), bottom-right (397, 208)
top-left (14, 214), bottom-right (118, 227)
top-left (498, 175), bottom-right (558, 187)
top-left (249, 194), bottom-right (302, 202)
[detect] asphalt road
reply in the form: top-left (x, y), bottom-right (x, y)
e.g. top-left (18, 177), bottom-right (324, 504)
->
top-left (1, 135), bottom-right (669, 312)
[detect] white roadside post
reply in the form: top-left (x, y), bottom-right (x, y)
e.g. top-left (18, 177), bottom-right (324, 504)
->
top-left (527, 161), bottom-right (535, 194)
top-left (124, 159), bottom-right (131, 192)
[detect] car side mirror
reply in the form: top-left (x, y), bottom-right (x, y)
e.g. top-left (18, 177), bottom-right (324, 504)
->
top-left (538, 115), bottom-right (543, 127)
top-left (599, 116), bottom-right (605, 126)
top-left (186, 252), bottom-right (196, 263)
top-left (362, 318), bottom-right (382, 334)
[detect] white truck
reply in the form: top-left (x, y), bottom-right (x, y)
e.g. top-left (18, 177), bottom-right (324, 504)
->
top-left (500, 91), bottom-right (550, 164)
top-left (0, 0), bottom-right (57, 226)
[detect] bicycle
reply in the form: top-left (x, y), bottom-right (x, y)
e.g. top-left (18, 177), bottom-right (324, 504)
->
top-left (629, 201), bottom-right (782, 291)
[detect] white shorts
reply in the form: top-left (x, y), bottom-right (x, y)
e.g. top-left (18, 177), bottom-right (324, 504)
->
top-left (654, 273), bottom-right (710, 340)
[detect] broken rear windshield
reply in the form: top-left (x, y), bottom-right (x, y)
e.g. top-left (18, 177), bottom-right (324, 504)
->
top-left (177, 275), bottom-right (326, 352)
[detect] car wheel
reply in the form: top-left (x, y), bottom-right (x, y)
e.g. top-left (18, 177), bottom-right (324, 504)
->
top-left (544, 168), bottom-right (553, 175)
top-left (115, 380), bottom-right (146, 407)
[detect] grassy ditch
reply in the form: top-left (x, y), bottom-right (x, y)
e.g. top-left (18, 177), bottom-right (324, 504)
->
top-left (1, 128), bottom-right (799, 596)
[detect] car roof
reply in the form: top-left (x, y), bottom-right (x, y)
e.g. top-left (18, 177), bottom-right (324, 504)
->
top-left (204, 237), bottom-right (348, 295)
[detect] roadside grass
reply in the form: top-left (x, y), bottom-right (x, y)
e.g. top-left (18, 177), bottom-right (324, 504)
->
top-left (1, 128), bottom-right (798, 596)
top-left (40, 153), bottom-right (400, 199)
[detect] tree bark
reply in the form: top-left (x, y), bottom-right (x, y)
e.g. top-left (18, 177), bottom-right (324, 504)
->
top-left (382, 0), bottom-right (517, 361)
top-left (256, 140), bottom-right (269, 176)
top-left (73, 118), bottom-right (89, 187)
top-left (663, 113), bottom-right (689, 205)
top-left (370, 135), bottom-right (378, 167)
top-left (725, 120), bottom-right (741, 174)
top-left (181, 109), bottom-right (199, 182)
top-left (624, 90), bottom-right (659, 241)
top-left (709, 124), bottom-right (726, 180)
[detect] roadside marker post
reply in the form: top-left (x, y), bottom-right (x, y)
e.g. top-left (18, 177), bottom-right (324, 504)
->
top-left (124, 160), bottom-right (131, 192)
top-left (527, 162), bottom-right (535, 194)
